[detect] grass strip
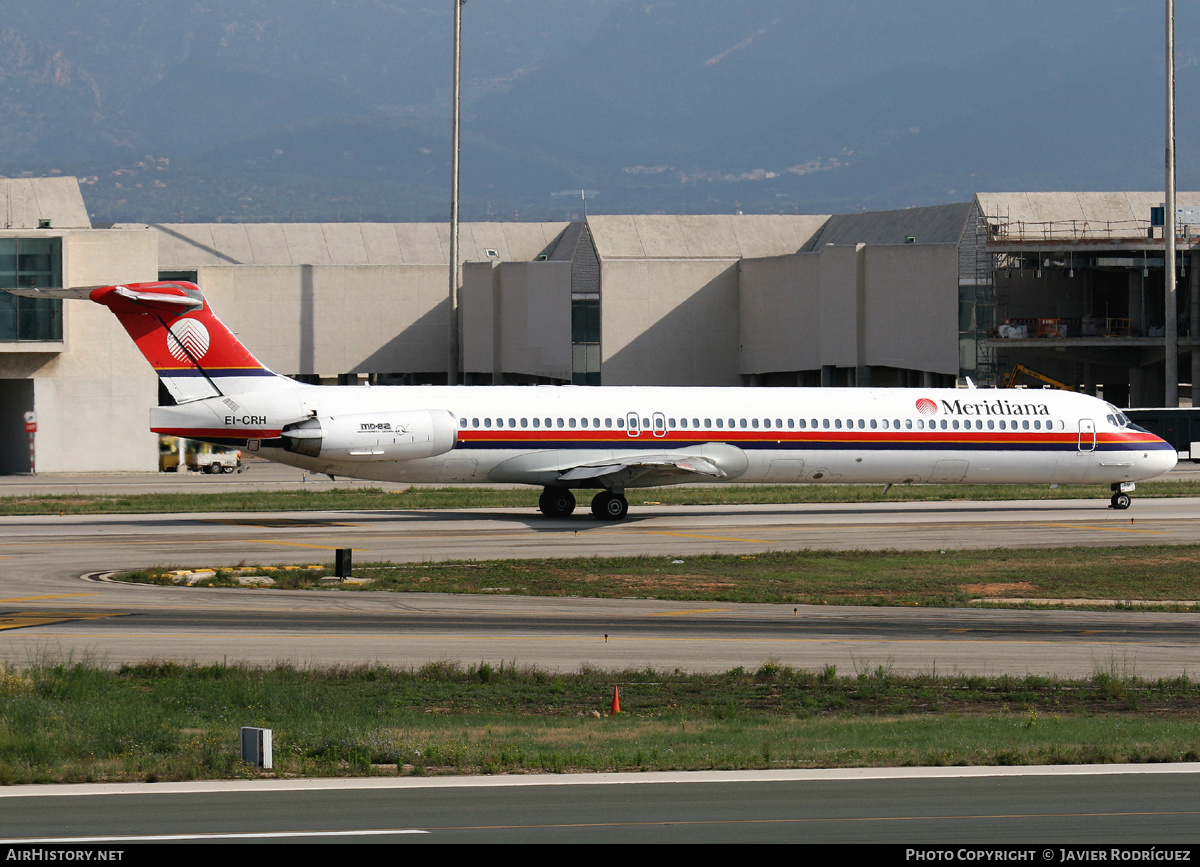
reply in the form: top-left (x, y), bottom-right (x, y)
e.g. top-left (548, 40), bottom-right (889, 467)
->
top-left (124, 544), bottom-right (1200, 609)
top-left (2, 660), bottom-right (1196, 784)
top-left (3, 479), bottom-right (1199, 516)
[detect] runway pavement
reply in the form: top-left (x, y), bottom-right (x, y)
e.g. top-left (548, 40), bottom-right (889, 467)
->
top-left (1, 477), bottom-right (1199, 675)
top-left (3, 765), bottom-right (1199, 844)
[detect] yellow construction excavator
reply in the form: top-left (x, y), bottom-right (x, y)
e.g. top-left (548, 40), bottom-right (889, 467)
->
top-left (1002, 363), bottom-right (1075, 391)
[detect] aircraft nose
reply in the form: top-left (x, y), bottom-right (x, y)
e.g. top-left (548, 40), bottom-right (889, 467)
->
top-left (1149, 441), bottom-right (1179, 477)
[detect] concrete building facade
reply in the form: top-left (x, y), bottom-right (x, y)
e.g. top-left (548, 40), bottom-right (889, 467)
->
top-left (3, 177), bottom-right (1194, 473)
top-left (969, 192), bottom-right (1200, 408)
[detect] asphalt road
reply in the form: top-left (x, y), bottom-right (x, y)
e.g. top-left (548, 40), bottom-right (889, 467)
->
top-left (1, 489), bottom-right (1199, 676)
top-left (2, 766), bottom-right (1199, 844)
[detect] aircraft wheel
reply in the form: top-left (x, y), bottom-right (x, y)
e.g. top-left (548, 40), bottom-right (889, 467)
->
top-left (1110, 492), bottom-right (1132, 510)
top-left (591, 491), bottom-right (629, 520)
top-left (538, 487), bottom-right (576, 517)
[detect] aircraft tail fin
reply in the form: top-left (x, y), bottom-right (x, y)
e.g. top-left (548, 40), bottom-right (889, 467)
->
top-left (16, 281), bottom-right (300, 402)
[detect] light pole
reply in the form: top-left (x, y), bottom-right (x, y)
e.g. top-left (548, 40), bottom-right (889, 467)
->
top-left (1166, 0), bottom-right (1178, 407)
top-left (448, 0), bottom-right (465, 385)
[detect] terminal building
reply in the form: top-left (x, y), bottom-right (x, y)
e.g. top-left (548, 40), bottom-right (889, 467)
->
top-left (2, 177), bottom-right (1198, 473)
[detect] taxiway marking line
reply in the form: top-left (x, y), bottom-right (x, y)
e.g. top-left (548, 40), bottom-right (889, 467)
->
top-left (647, 608), bottom-right (733, 616)
top-left (6, 632), bottom-right (1190, 647)
top-left (1035, 522), bottom-right (1168, 534)
top-left (0, 611), bottom-right (127, 632)
top-left (0, 594), bottom-right (98, 603)
top-left (247, 540), bottom-right (354, 551)
top-left (633, 531), bottom-right (774, 543)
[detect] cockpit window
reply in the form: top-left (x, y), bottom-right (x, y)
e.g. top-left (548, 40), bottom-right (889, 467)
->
top-left (1104, 405), bottom-right (1148, 433)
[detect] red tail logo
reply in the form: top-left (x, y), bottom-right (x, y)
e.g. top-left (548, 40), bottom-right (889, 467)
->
top-left (167, 318), bottom-right (212, 362)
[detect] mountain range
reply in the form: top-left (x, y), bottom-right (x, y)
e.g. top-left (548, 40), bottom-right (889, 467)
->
top-left (1, 0), bottom-right (1197, 223)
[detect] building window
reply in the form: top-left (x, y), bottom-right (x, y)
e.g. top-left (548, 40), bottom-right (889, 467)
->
top-left (158, 270), bottom-right (198, 284)
top-left (571, 296), bottom-right (600, 385)
top-left (0, 238), bottom-right (63, 341)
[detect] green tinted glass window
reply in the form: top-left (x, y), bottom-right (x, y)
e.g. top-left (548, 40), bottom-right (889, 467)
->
top-left (0, 238), bottom-right (62, 341)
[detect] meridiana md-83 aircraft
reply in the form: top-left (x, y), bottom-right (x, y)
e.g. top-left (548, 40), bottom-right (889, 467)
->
top-left (11, 281), bottom-right (1177, 518)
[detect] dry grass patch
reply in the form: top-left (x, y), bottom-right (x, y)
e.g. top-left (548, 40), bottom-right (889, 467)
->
top-left (961, 582), bottom-right (1037, 595)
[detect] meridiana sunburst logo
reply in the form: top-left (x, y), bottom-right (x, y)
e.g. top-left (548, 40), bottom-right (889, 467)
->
top-left (915, 398), bottom-right (938, 416)
top-left (167, 318), bottom-right (211, 362)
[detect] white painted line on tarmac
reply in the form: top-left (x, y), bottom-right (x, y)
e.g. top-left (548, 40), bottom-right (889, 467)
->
top-left (1, 763), bottom-right (1198, 799)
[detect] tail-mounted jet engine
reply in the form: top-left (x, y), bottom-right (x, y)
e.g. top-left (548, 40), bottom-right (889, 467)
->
top-left (282, 409), bottom-right (457, 461)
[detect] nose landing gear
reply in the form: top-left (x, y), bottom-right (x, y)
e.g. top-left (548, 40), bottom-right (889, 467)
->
top-left (1109, 482), bottom-right (1134, 510)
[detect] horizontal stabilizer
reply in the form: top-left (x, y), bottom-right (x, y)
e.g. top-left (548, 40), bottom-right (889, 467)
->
top-left (105, 286), bottom-right (204, 313)
top-left (6, 284), bottom-right (204, 313)
top-left (5, 285), bottom-right (106, 300)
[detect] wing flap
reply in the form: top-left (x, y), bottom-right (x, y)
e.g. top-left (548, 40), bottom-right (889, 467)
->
top-left (557, 454), bottom-right (726, 486)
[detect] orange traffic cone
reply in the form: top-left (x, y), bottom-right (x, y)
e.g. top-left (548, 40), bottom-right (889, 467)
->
top-left (611, 686), bottom-right (621, 715)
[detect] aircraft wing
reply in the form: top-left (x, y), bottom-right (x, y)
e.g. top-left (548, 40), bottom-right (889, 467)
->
top-left (556, 453), bottom-right (727, 487)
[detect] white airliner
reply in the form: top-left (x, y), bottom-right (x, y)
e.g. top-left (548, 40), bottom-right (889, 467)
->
top-left (12, 281), bottom-right (1177, 518)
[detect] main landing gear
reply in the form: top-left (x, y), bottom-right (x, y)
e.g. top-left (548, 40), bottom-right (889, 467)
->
top-left (538, 486), bottom-right (629, 520)
top-left (538, 486), bottom-right (576, 517)
top-left (590, 490), bottom-right (629, 520)
top-left (1109, 482), bottom-right (1133, 510)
